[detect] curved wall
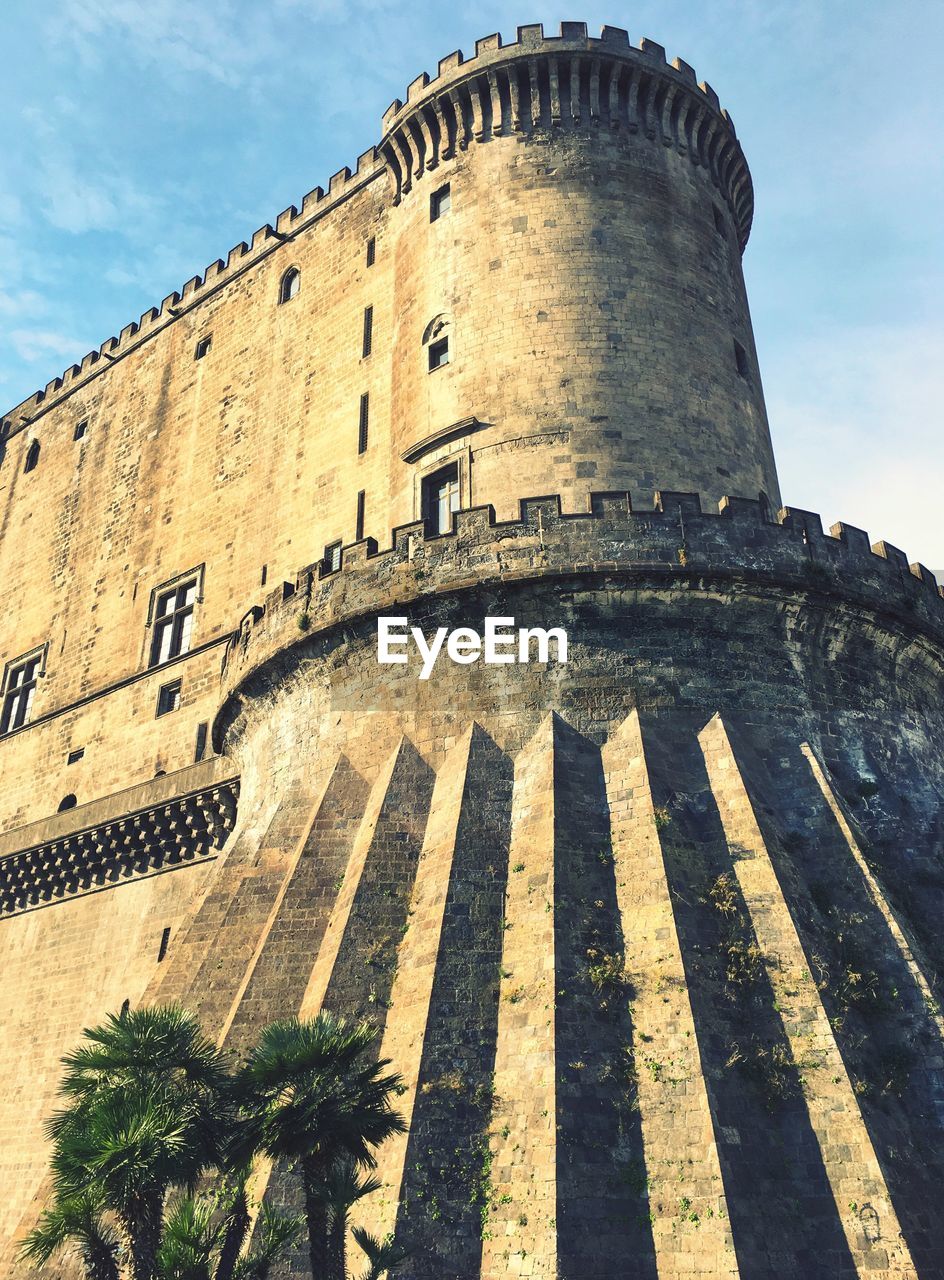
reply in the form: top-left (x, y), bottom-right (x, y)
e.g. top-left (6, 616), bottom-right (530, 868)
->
top-left (385, 29), bottom-right (780, 517)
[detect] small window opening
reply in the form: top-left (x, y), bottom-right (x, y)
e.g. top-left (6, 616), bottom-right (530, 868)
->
top-left (195, 721), bottom-right (209, 762)
top-left (358, 393), bottom-right (369, 454)
top-left (24, 440), bottom-right (40, 474)
top-left (194, 335), bottom-right (212, 360)
top-left (422, 462), bottom-right (461, 535)
top-left (366, 237), bottom-right (376, 267)
top-left (279, 267), bottom-right (301, 304)
top-left (157, 926), bottom-right (171, 962)
top-left (150, 578), bottom-right (198, 666)
top-left (67, 747), bottom-right (85, 765)
top-left (260, 564), bottom-right (268, 587)
top-left (362, 305), bottom-right (374, 358)
top-left (120, 998), bottom-right (131, 1017)
top-left (428, 335), bottom-right (450, 372)
top-left (713, 205), bottom-right (727, 239)
top-left (430, 183), bottom-right (451, 222)
top-left (355, 490), bottom-right (366, 541)
top-left (1, 652), bottom-right (41, 734)
top-left (734, 339), bottom-right (750, 379)
top-left (57, 794), bottom-right (77, 812)
top-left (156, 678), bottom-right (182, 717)
top-left (73, 420), bottom-right (88, 442)
top-left (324, 541), bottom-right (342, 574)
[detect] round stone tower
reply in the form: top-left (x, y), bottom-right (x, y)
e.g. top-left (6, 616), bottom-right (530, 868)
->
top-left (173, 24), bottom-right (944, 1280)
top-left (381, 22), bottom-right (779, 520)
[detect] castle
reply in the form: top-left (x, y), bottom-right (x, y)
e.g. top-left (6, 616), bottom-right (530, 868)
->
top-left (1, 20), bottom-right (943, 1279)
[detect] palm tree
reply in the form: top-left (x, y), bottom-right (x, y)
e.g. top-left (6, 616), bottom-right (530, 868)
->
top-left (311, 1162), bottom-right (382, 1280)
top-left (156, 1189), bottom-right (301, 1280)
top-left (31, 1005), bottom-right (232, 1280)
top-left (350, 1228), bottom-right (410, 1280)
top-left (20, 1191), bottom-right (120, 1280)
top-left (234, 1014), bottom-right (406, 1280)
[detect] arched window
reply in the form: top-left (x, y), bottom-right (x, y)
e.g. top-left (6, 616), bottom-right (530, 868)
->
top-left (24, 440), bottom-right (40, 474)
top-left (279, 267), bottom-right (301, 304)
top-left (57, 793), bottom-right (77, 812)
top-left (422, 313), bottom-right (452, 372)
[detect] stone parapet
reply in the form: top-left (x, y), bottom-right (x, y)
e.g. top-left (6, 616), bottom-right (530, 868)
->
top-left (219, 489), bottom-right (944, 724)
top-left (0, 761), bottom-right (238, 917)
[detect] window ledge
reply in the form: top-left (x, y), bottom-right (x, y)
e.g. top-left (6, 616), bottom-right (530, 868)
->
top-left (401, 416), bottom-right (483, 464)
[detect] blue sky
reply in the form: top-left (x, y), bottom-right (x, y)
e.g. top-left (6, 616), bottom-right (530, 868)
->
top-left (2, 1), bottom-right (942, 562)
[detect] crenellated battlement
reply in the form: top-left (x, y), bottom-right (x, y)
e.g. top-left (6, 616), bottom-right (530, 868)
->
top-left (0, 23), bottom-right (754, 438)
top-left (219, 489), bottom-right (944, 711)
top-left (0, 145), bottom-right (386, 439)
top-left (378, 22), bottom-right (752, 244)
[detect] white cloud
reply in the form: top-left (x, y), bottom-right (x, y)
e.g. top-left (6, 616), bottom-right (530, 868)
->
top-left (0, 290), bottom-right (47, 320)
top-left (8, 328), bottom-right (82, 364)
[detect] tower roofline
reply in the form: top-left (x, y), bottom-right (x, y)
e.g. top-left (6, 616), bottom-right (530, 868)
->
top-left (379, 22), bottom-right (752, 244)
top-left (0, 21), bottom-right (753, 438)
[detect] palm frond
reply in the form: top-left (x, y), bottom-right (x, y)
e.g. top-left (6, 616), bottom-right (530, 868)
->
top-left (351, 1226), bottom-right (410, 1280)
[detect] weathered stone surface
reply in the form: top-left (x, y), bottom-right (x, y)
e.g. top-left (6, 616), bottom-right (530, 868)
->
top-left (1, 23), bottom-right (943, 1280)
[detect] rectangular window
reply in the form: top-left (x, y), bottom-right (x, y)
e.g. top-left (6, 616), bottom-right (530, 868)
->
top-left (74, 420), bottom-right (88, 442)
top-left (67, 747), bottom-right (85, 765)
top-left (194, 722), bottom-right (209, 762)
top-left (366, 236), bottom-right (376, 267)
top-left (713, 205), bottom-right (728, 239)
top-left (260, 564), bottom-right (268, 587)
top-left (156, 678), bottom-right (182, 717)
top-left (150, 578), bottom-right (198, 667)
top-left (362, 305), bottom-right (373, 358)
top-left (355, 490), bottom-right (365, 541)
top-left (194, 335), bottom-right (212, 360)
top-left (0, 653), bottom-right (41, 734)
top-left (157, 926), bottom-right (171, 962)
top-left (428, 336), bottom-right (450, 371)
top-left (358, 393), bottom-right (369, 454)
top-left (422, 463), bottom-right (461, 535)
top-left (734, 339), bottom-right (750, 379)
top-left (324, 541), bottom-right (342, 574)
top-left (430, 183), bottom-right (451, 222)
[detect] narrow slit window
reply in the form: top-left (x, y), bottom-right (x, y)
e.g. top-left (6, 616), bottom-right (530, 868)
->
top-left (24, 440), bottom-right (40, 474)
top-left (422, 462), bottom-right (461, 535)
top-left (1, 652), bottom-right (42, 734)
top-left (362, 305), bottom-right (374, 358)
top-left (260, 564), bottom-right (268, 587)
top-left (324, 541), bottom-right (342, 574)
top-left (366, 236), bottom-right (376, 267)
top-left (734, 339), bottom-right (750, 379)
top-left (355, 490), bottom-right (365, 541)
top-left (156, 678), bottom-right (182, 717)
top-left (428, 335), bottom-right (450, 371)
top-left (157, 927), bottom-right (171, 962)
top-left (194, 335), bottom-right (212, 360)
top-left (73, 420), bottom-right (88, 442)
top-left (358, 393), bottom-right (369, 454)
top-left (713, 205), bottom-right (728, 239)
top-left (430, 183), bottom-right (451, 222)
top-left (195, 721), bottom-right (209, 762)
top-left (279, 267), bottom-right (301, 304)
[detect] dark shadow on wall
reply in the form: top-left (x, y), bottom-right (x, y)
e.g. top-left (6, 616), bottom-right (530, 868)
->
top-left (643, 714), bottom-right (858, 1280)
top-left (394, 726), bottom-right (513, 1279)
top-left (552, 717), bottom-right (658, 1280)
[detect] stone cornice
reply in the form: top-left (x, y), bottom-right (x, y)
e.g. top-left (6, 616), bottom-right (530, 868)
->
top-left (0, 760), bottom-right (239, 917)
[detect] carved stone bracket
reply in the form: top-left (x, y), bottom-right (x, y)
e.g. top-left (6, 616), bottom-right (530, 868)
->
top-left (0, 779), bottom-right (239, 917)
